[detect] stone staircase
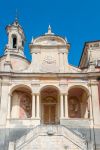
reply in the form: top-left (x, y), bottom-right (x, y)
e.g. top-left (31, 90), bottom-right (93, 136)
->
top-left (8, 125), bottom-right (87, 150)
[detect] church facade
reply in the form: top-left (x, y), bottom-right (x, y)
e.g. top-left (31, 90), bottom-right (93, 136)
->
top-left (0, 19), bottom-right (100, 150)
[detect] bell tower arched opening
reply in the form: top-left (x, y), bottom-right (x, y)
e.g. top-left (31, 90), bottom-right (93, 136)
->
top-left (5, 19), bottom-right (25, 57)
top-left (12, 35), bottom-right (17, 49)
top-left (40, 86), bottom-right (60, 124)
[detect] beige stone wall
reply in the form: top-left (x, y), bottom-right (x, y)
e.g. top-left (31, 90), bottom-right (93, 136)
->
top-left (0, 55), bottom-right (30, 71)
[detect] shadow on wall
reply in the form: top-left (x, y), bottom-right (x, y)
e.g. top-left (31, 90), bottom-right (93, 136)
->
top-left (0, 124), bottom-right (99, 150)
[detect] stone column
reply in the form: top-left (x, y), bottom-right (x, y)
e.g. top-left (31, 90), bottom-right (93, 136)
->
top-left (64, 94), bottom-right (68, 118)
top-left (36, 94), bottom-right (40, 119)
top-left (90, 81), bottom-right (100, 124)
top-left (32, 94), bottom-right (36, 119)
top-left (60, 94), bottom-right (64, 118)
top-left (7, 94), bottom-right (12, 119)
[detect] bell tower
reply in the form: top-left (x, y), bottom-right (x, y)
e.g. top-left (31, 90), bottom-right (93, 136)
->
top-left (5, 18), bottom-right (25, 57)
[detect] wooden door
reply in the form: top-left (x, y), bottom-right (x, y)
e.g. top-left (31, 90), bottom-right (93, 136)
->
top-left (50, 105), bottom-right (56, 124)
top-left (43, 105), bottom-right (50, 124)
top-left (43, 104), bottom-right (56, 124)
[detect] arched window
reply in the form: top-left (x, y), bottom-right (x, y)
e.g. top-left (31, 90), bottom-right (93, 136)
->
top-left (12, 35), bottom-right (17, 48)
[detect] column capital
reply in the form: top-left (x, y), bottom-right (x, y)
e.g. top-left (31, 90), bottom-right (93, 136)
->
top-left (32, 93), bottom-right (40, 96)
top-left (60, 93), bottom-right (68, 96)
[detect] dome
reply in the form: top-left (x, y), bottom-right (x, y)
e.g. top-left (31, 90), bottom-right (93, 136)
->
top-left (0, 54), bottom-right (30, 72)
top-left (31, 25), bottom-right (68, 46)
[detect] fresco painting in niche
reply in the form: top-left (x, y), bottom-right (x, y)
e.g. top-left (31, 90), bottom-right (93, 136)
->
top-left (19, 94), bottom-right (32, 118)
top-left (68, 97), bottom-right (80, 118)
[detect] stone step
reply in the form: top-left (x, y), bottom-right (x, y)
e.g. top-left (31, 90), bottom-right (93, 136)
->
top-left (9, 125), bottom-right (87, 150)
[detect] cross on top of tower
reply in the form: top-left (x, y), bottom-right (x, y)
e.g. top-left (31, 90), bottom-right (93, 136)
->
top-left (15, 9), bottom-right (18, 23)
top-left (12, 9), bottom-right (20, 26)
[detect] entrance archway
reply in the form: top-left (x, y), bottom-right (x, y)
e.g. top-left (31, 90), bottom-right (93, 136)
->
top-left (40, 86), bottom-right (60, 124)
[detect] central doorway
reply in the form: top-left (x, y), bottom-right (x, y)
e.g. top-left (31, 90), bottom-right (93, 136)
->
top-left (40, 86), bottom-right (60, 124)
top-left (43, 103), bottom-right (56, 124)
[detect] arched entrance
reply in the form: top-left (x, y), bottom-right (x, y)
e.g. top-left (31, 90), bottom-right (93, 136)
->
top-left (40, 86), bottom-right (60, 124)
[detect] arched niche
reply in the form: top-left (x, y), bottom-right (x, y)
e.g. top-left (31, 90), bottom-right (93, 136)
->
top-left (11, 85), bottom-right (32, 119)
top-left (68, 86), bottom-right (89, 118)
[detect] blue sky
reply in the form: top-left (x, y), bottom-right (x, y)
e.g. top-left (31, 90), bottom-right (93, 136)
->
top-left (0, 0), bottom-right (100, 66)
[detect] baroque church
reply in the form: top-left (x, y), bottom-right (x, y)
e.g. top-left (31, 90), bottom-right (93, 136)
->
top-left (0, 18), bottom-right (100, 150)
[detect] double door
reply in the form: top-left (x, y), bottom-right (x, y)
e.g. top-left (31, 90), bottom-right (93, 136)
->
top-left (43, 104), bottom-right (56, 124)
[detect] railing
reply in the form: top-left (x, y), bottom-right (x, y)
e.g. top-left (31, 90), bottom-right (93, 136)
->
top-left (10, 125), bottom-right (87, 150)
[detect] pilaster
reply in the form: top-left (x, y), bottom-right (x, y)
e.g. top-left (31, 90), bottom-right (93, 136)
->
top-left (7, 94), bottom-right (12, 119)
top-left (88, 80), bottom-right (100, 124)
top-left (0, 78), bottom-right (10, 125)
top-left (59, 52), bottom-right (64, 72)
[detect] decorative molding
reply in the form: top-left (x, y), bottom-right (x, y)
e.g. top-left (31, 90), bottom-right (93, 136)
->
top-left (87, 80), bottom-right (99, 86)
top-left (88, 42), bottom-right (100, 50)
top-left (31, 80), bottom-right (40, 86)
top-left (59, 80), bottom-right (68, 86)
top-left (43, 56), bottom-right (56, 65)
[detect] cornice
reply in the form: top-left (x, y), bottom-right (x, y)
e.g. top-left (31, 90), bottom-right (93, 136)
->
top-left (29, 44), bottom-right (67, 49)
top-left (0, 71), bottom-right (100, 79)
